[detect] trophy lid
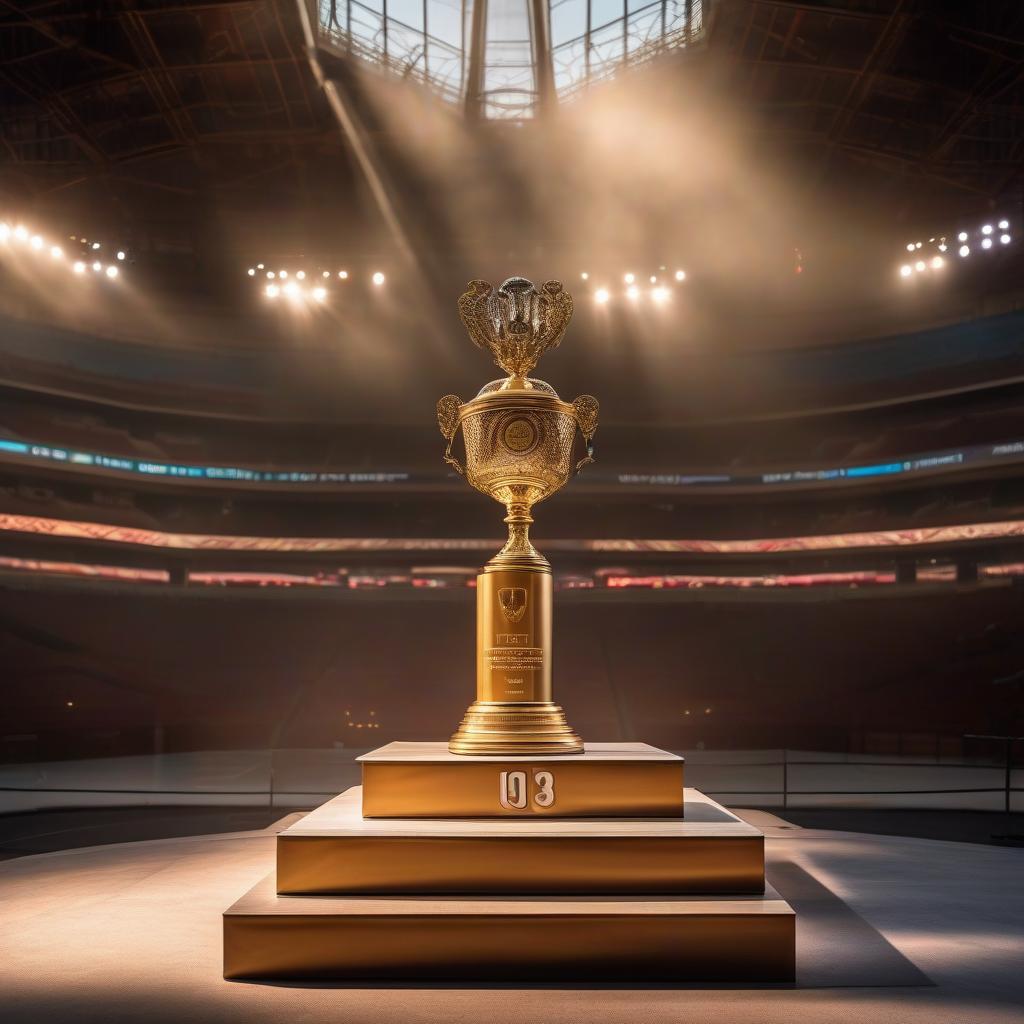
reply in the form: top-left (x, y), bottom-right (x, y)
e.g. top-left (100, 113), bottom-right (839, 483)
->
top-left (473, 377), bottom-right (561, 400)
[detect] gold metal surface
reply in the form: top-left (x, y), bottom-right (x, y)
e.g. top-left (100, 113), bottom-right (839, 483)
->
top-left (358, 741), bottom-right (685, 818)
top-left (224, 875), bottom-right (795, 981)
top-left (276, 787), bottom-right (762, 894)
top-left (439, 277), bottom-right (598, 755)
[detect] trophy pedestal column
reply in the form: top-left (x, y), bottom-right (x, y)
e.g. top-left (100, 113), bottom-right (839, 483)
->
top-left (449, 560), bottom-right (582, 755)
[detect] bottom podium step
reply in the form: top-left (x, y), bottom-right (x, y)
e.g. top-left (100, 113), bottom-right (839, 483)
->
top-left (223, 874), bottom-right (795, 981)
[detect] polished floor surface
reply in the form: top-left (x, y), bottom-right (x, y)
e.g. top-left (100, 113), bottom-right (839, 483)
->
top-left (0, 810), bottom-right (1022, 1023)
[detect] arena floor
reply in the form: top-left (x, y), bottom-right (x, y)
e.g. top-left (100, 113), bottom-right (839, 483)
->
top-left (0, 809), bottom-right (1022, 1024)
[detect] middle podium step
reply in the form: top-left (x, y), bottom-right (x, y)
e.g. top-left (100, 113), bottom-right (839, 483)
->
top-left (276, 786), bottom-right (764, 895)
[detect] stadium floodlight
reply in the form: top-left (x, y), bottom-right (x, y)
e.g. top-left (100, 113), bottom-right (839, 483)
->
top-left (283, 281), bottom-right (300, 298)
top-left (899, 264), bottom-right (912, 277)
top-left (982, 224), bottom-right (993, 235)
top-left (998, 219), bottom-right (1009, 230)
top-left (13, 225), bottom-right (28, 240)
top-left (914, 260), bottom-right (926, 271)
top-left (265, 283), bottom-right (280, 298)
top-left (91, 241), bottom-right (100, 249)
top-left (247, 268), bottom-right (256, 276)
top-left (626, 284), bottom-right (640, 299)
top-left (117, 251), bottom-right (126, 260)
top-left (279, 270), bottom-right (288, 279)
top-left (905, 243), bottom-right (915, 252)
top-left (372, 271), bottom-right (385, 285)
top-left (623, 272), bottom-right (635, 284)
top-left (91, 261), bottom-right (101, 271)
top-left (50, 246), bottom-right (62, 259)
top-left (938, 243), bottom-right (947, 252)
top-left (675, 270), bottom-right (686, 281)
top-left (982, 237), bottom-right (993, 249)
top-left (338, 270), bottom-right (348, 279)
top-left (931, 256), bottom-right (944, 269)
top-left (73, 261), bottom-right (86, 274)
top-left (105, 265), bottom-right (118, 278)
top-left (594, 288), bottom-right (610, 304)
top-left (30, 235), bottom-right (43, 250)
top-left (959, 245), bottom-right (970, 257)
top-left (1000, 234), bottom-right (1011, 245)
top-left (266, 271), bottom-right (275, 279)
top-left (296, 271), bottom-right (306, 280)
top-left (312, 286), bottom-right (327, 302)
top-left (322, 271), bottom-right (330, 278)
top-left (580, 272), bottom-right (588, 280)
top-left (651, 286), bottom-right (670, 302)
top-left (958, 231), bottom-right (968, 241)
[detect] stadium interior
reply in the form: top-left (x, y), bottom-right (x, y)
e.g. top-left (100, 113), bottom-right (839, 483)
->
top-left (0, 1), bottom-right (1023, 1020)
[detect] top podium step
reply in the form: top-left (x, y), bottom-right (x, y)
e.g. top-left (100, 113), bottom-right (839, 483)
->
top-left (358, 742), bottom-right (684, 818)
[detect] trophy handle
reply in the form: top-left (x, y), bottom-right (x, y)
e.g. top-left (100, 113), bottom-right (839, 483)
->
top-left (571, 395), bottom-right (599, 474)
top-left (437, 395), bottom-right (465, 476)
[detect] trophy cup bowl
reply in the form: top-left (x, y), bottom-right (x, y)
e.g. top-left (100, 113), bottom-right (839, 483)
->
top-left (437, 278), bottom-right (598, 755)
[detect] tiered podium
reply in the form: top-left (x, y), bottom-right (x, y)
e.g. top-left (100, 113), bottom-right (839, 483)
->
top-left (223, 742), bottom-right (795, 981)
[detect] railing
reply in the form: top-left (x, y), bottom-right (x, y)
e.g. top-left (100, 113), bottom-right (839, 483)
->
top-left (0, 746), bottom-right (1020, 815)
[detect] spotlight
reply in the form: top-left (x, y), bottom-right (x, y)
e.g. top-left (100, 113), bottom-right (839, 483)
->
top-left (649, 275), bottom-right (658, 284)
top-left (626, 284), bottom-right (639, 299)
top-left (959, 244), bottom-right (970, 257)
top-left (338, 270), bottom-right (348, 279)
top-left (594, 288), bottom-right (610, 304)
top-left (247, 268), bottom-right (256, 276)
top-left (312, 286), bottom-right (327, 302)
top-left (0, 224), bottom-right (9, 241)
top-left (279, 270), bottom-right (288, 279)
top-left (267, 271), bottom-right (275, 279)
top-left (372, 271), bottom-right (385, 286)
top-left (624, 272), bottom-right (635, 284)
top-left (91, 261), bottom-right (101, 271)
top-left (958, 231), bottom-right (968, 242)
top-left (50, 245), bottom-right (62, 259)
top-left (73, 261), bottom-right (86, 274)
top-left (116, 251), bottom-right (125, 261)
top-left (915, 242), bottom-right (922, 249)
top-left (30, 235), bottom-right (43, 250)
top-left (265, 283), bottom-right (280, 298)
top-left (256, 263), bottom-right (264, 270)
top-left (899, 264), bottom-right (912, 277)
top-left (13, 225), bottom-right (28, 241)
top-left (938, 243), bottom-right (947, 252)
top-left (105, 265), bottom-right (118, 278)
top-left (651, 286), bottom-right (669, 302)
top-left (998, 219), bottom-right (1009, 230)
top-left (283, 281), bottom-right (300, 298)
top-left (982, 224), bottom-right (993, 235)
top-left (914, 260), bottom-right (925, 271)
top-left (296, 270), bottom-right (306, 280)
top-left (322, 270), bottom-right (330, 278)
top-left (982, 237), bottom-right (993, 249)
top-left (1001, 233), bottom-right (1011, 244)
top-left (92, 241), bottom-right (101, 249)
top-left (675, 269), bottom-right (686, 281)
top-left (930, 256), bottom-right (944, 269)
top-left (581, 272), bottom-right (589, 280)
top-left (905, 243), bottom-right (915, 252)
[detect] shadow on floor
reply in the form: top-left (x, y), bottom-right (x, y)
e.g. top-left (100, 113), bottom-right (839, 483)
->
top-left (768, 859), bottom-right (931, 989)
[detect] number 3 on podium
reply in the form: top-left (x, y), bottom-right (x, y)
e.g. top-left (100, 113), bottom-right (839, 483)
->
top-left (499, 770), bottom-right (556, 810)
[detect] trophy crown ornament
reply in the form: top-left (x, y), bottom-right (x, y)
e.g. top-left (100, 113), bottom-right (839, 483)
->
top-left (457, 277), bottom-right (574, 380)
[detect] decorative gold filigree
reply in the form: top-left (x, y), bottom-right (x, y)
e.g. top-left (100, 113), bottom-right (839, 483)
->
top-left (436, 394), bottom-right (464, 475)
top-left (457, 277), bottom-right (573, 379)
top-left (572, 394), bottom-right (599, 472)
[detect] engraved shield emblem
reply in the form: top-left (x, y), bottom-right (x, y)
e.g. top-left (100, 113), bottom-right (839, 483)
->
top-left (498, 587), bottom-right (527, 624)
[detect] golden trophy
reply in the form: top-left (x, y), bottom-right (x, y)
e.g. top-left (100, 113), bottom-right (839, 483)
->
top-left (437, 277), bottom-right (599, 755)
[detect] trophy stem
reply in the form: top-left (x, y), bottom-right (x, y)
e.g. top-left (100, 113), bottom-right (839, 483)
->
top-left (448, 504), bottom-right (583, 756)
top-left (497, 501), bottom-right (542, 563)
